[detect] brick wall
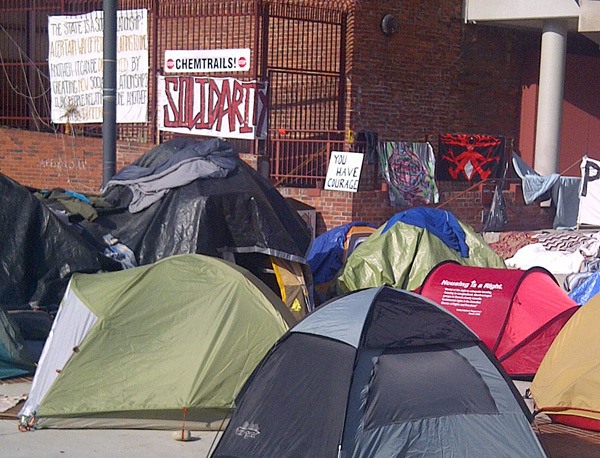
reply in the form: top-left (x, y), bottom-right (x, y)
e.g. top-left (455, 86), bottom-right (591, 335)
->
top-left (0, 126), bottom-right (149, 193)
top-left (0, 0), bottom-right (552, 236)
top-left (0, 126), bottom-right (554, 235)
top-left (347, 3), bottom-right (525, 144)
top-left (348, 1), bottom-right (463, 140)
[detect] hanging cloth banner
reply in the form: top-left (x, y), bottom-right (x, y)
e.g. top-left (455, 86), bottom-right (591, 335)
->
top-left (157, 75), bottom-right (268, 140)
top-left (378, 142), bottom-right (439, 207)
top-left (436, 134), bottom-right (506, 182)
top-left (48, 9), bottom-right (149, 124)
top-left (578, 155), bottom-right (600, 226)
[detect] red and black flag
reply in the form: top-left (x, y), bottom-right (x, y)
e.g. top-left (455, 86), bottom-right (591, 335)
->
top-left (436, 134), bottom-right (506, 182)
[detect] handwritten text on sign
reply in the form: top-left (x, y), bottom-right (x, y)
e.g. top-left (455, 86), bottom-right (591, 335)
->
top-left (324, 151), bottom-right (364, 192)
top-left (48, 9), bottom-right (148, 124)
top-left (157, 75), bottom-right (268, 140)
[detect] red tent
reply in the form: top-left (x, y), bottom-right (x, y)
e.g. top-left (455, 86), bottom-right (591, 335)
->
top-left (418, 261), bottom-right (578, 378)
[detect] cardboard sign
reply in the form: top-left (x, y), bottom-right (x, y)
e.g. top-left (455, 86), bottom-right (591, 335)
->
top-left (324, 151), bottom-right (364, 192)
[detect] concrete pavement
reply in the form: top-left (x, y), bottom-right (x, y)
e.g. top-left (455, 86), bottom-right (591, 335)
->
top-left (1, 381), bottom-right (221, 458)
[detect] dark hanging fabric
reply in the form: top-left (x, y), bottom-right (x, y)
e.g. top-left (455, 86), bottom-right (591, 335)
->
top-left (436, 134), bottom-right (506, 182)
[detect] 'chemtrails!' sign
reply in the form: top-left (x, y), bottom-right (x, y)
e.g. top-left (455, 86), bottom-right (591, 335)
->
top-left (164, 49), bottom-right (251, 73)
top-left (48, 9), bottom-right (148, 124)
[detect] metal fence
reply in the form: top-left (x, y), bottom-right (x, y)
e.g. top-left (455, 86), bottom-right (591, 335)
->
top-left (0, 0), bottom-right (353, 186)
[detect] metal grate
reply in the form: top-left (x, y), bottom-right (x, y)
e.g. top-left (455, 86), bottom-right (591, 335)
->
top-left (0, 0), bottom-right (353, 186)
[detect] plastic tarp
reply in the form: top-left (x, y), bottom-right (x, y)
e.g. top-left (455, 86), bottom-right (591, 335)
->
top-left (337, 210), bottom-right (505, 293)
top-left (569, 269), bottom-right (600, 305)
top-left (382, 208), bottom-right (469, 257)
top-left (307, 221), bottom-right (375, 285)
top-left (419, 262), bottom-right (578, 377)
top-left (20, 254), bottom-right (293, 430)
top-left (0, 173), bottom-right (105, 312)
top-left (102, 137), bottom-right (238, 213)
top-left (93, 138), bottom-right (312, 267)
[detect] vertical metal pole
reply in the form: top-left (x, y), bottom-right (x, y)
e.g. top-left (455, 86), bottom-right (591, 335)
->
top-left (102, 0), bottom-right (118, 188)
top-left (150, 0), bottom-right (159, 144)
top-left (26, 0), bottom-right (40, 130)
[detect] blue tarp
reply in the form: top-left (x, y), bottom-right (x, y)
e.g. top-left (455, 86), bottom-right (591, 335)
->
top-left (569, 270), bottom-right (600, 305)
top-left (307, 222), bottom-right (375, 285)
top-left (382, 207), bottom-right (469, 257)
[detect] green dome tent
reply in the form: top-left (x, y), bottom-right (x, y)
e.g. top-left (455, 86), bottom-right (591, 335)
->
top-left (19, 254), bottom-right (294, 430)
top-left (337, 210), bottom-right (505, 293)
top-left (0, 309), bottom-right (36, 379)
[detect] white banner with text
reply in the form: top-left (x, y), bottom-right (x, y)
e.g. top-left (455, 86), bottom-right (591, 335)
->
top-left (48, 9), bottom-right (148, 124)
top-left (157, 75), bottom-right (268, 140)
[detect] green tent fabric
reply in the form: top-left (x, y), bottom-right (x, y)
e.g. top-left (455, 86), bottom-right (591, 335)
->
top-left (0, 310), bottom-right (35, 379)
top-left (337, 221), bottom-right (505, 293)
top-left (19, 254), bottom-right (293, 430)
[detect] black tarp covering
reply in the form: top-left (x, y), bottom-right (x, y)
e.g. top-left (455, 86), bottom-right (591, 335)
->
top-left (0, 174), bottom-right (105, 312)
top-left (94, 137), bottom-right (312, 266)
top-left (0, 138), bottom-right (312, 320)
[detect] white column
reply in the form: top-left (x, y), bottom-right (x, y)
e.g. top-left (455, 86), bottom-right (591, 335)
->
top-left (534, 19), bottom-right (567, 175)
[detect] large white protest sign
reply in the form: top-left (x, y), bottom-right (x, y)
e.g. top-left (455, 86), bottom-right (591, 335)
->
top-left (324, 151), bottom-right (364, 192)
top-left (156, 75), bottom-right (268, 140)
top-left (48, 9), bottom-right (148, 124)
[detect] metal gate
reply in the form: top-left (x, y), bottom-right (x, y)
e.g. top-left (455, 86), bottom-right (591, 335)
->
top-left (0, 0), bottom-right (353, 184)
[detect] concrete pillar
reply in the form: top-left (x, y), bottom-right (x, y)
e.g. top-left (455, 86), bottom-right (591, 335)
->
top-left (534, 19), bottom-right (567, 175)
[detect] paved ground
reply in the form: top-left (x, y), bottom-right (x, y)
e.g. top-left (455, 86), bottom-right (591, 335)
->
top-left (0, 420), bottom-right (220, 458)
top-left (3, 378), bottom-right (600, 457)
top-left (1, 379), bottom-right (221, 458)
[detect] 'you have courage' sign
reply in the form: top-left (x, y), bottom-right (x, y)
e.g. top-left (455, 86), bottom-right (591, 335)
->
top-left (324, 151), bottom-right (364, 192)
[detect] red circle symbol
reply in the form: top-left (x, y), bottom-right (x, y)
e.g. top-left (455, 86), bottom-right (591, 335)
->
top-left (166, 59), bottom-right (174, 70)
top-left (238, 57), bottom-right (247, 68)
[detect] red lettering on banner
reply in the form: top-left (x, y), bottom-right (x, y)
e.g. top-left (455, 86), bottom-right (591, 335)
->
top-left (190, 77), bottom-right (208, 129)
top-left (160, 76), bottom-right (267, 139)
top-left (183, 77), bottom-right (194, 128)
top-left (163, 77), bottom-right (179, 128)
top-left (215, 78), bottom-right (231, 132)
top-left (208, 78), bottom-right (221, 131)
top-left (240, 82), bottom-right (252, 134)
top-left (232, 80), bottom-right (250, 133)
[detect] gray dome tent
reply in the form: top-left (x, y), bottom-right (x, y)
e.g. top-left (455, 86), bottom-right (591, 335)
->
top-left (213, 287), bottom-right (546, 457)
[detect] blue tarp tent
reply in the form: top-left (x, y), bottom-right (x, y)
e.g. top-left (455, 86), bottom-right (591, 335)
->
top-left (307, 222), bottom-right (375, 285)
